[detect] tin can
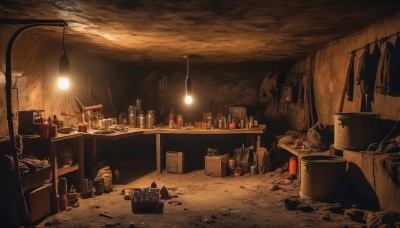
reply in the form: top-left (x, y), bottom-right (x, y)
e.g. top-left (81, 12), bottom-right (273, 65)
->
top-left (94, 177), bottom-right (104, 195)
top-left (59, 194), bottom-right (67, 211)
top-left (146, 110), bottom-right (156, 129)
top-left (138, 112), bottom-right (145, 129)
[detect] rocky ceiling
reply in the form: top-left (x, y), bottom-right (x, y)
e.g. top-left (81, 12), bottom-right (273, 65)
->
top-left (1, 0), bottom-right (400, 65)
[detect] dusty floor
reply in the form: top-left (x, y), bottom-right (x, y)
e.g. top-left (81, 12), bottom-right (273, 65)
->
top-left (37, 170), bottom-right (362, 228)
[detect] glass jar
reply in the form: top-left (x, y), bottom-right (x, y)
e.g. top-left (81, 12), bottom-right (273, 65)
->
top-left (118, 112), bottom-right (127, 125)
top-left (128, 105), bottom-right (137, 127)
top-left (146, 110), bottom-right (156, 129)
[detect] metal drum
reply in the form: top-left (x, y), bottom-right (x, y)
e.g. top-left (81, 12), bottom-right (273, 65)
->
top-left (334, 112), bottom-right (379, 150)
top-left (300, 155), bottom-right (347, 203)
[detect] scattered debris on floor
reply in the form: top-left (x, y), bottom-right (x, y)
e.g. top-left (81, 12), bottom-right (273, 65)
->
top-left (99, 212), bottom-right (113, 219)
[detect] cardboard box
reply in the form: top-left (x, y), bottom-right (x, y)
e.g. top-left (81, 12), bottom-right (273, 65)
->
top-left (166, 151), bottom-right (184, 174)
top-left (26, 183), bottom-right (52, 223)
top-left (205, 154), bottom-right (229, 177)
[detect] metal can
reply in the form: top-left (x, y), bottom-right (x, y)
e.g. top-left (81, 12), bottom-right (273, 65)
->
top-left (128, 105), bottom-right (137, 127)
top-left (137, 112), bottom-right (145, 129)
top-left (94, 177), bottom-right (104, 195)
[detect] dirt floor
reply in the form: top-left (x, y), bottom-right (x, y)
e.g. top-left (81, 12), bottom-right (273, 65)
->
top-left (37, 170), bottom-right (363, 228)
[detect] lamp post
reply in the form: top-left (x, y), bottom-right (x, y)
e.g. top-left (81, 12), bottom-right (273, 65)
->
top-left (0, 18), bottom-right (67, 225)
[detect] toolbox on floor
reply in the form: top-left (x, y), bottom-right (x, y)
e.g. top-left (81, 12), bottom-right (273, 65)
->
top-left (205, 154), bottom-right (229, 177)
top-left (131, 188), bottom-right (163, 213)
top-left (166, 151), bottom-right (184, 174)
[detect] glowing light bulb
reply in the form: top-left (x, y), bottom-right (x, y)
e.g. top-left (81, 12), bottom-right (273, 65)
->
top-left (185, 95), bottom-right (192, 105)
top-left (58, 77), bottom-right (70, 90)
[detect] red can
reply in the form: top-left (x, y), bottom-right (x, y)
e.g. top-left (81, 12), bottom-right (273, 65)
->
top-left (289, 156), bottom-right (297, 177)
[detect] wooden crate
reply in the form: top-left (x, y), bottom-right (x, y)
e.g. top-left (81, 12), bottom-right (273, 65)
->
top-left (205, 154), bottom-right (229, 177)
top-left (166, 151), bottom-right (184, 174)
top-left (26, 183), bottom-right (52, 223)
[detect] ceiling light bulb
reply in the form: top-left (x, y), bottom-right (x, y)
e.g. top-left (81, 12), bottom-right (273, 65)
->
top-left (185, 95), bottom-right (192, 105)
top-left (58, 77), bottom-right (70, 90)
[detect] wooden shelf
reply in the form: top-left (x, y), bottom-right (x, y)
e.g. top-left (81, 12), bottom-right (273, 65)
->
top-left (57, 164), bottom-right (79, 176)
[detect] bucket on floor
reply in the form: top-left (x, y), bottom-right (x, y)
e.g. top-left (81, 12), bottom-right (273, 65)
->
top-left (300, 155), bottom-right (347, 203)
top-left (334, 112), bottom-right (379, 150)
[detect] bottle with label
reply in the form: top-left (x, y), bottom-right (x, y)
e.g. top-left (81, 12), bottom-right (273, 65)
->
top-left (47, 116), bottom-right (52, 126)
top-left (176, 114), bottom-right (184, 129)
top-left (41, 118), bottom-right (49, 138)
top-left (52, 115), bottom-right (59, 128)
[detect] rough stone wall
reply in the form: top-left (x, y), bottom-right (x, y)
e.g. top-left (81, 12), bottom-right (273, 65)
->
top-left (0, 26), bottom-right (133, 136)
top-left (293, 12), bottom-right (400, 126)
top-left (126, 65), bottom-right (270, 124)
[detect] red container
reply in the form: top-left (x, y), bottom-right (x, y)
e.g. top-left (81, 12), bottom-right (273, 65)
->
top-left (41, 119), bottom-right (49, 138)
top-left (289, 156), bottom-right (297, 176)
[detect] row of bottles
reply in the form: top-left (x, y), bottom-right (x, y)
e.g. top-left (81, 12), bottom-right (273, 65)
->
top-left (118, 99), bottom-right (156, 129)
top-left (41, 115), bottom-right (60, 138)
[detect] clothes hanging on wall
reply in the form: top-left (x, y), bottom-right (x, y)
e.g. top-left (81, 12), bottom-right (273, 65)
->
top-left (376, 35), bottom-right (400, 96)
top-left (356, 42), bottom-right (381, 112)
top-left (375, 39), bottom-right (394, 95)
top-left (345, 51), bottom-right (356, 101)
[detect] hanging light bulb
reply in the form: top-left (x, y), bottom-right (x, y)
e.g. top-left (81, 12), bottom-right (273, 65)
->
top-left (184, 55), bottom-right (192, 105)
top-left (58, 26), bottom-right (70, 90)
top-left (58, 77), bottom-right (69, 90)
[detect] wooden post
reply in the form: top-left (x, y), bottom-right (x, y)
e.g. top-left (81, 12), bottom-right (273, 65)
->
top-left (156, 134), bottom-right (164, 173)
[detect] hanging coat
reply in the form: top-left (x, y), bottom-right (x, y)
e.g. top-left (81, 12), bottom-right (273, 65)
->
top-left (388, 35), bottom-right (400, 96)
top-left (375, 39), bottom-right (394, 95)
top-left (356, 42), bottom-right (381, 112)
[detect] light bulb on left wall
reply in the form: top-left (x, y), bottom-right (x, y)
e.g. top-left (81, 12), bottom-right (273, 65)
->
top-left (58, 77), bottom-right (70, 90)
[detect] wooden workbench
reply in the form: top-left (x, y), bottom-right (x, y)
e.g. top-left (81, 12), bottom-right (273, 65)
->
top-left (83, 127), bottom-right (264, 174)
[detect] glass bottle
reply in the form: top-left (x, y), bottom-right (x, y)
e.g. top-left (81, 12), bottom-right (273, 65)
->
top-left (169, 108), bottom-right (175, 129)
top-left (176, 114), bottom-right (183, 129)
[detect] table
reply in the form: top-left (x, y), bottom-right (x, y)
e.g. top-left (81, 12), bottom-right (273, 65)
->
top-left (22, 132), bottom-right (84, 211)
top-left (83, 127), bottom-right (264, 174)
